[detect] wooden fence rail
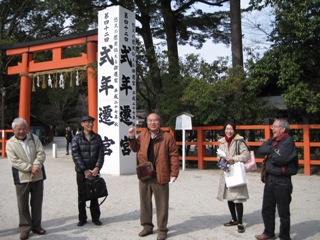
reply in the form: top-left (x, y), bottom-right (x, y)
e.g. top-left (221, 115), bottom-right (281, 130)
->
top-left (0, 130), bottom-right (13, 158)
top-left (2, 125), bottom-right (320, 175)
top-left (136, 124), bottom-right (320, 176)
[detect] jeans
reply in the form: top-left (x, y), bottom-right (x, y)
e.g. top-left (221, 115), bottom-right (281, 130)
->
top-left (262, 176), bottom-right (293, 240)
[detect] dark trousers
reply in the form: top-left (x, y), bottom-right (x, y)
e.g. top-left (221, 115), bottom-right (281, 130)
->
top-left (139, 176), bottom-right (169, 232)
top-left (262, 176), bottom-right (293, 240)
top-left (15, 180), bottom-right (44, 233)
top-left (76, 173), bottom-right (100, 222)
top-left (66, 141), bottom-right (71, 153)
top-left (227, 201), bottom-right (243, 224)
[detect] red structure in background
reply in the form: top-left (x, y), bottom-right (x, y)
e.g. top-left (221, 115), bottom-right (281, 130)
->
top-left (2, 123), bottom-right (320, 175)
top-left (2, 30), bottom-right (320, 175)
top-left (135, 124), bottom-right (320, 176)
top-left (5, 30), bottom-right (98, 132)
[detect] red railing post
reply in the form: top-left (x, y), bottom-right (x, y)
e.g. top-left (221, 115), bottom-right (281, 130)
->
top-left (197, 127), bottom-right (205, 169)
top-left (0, 130), bottom-right (5, 157)
top-left (303, 124), bottom-right (311, 175)
top-left (2, 125), bottom-right (320, 176)
top-left (1, 130), bottom-right (12, 158)
top-left (264, 125), bottom-right (271, 140)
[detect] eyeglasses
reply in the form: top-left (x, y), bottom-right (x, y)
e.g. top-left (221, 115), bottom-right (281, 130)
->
top-left (271, 125), bottom-right (281, 129)
top-left (147, 119), bottom-right (159, 123)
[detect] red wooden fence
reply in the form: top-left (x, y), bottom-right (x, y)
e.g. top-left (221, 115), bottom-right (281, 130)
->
top-left (136, 124), bottom-right (320, 176)
top-left (0, 130), bottom-right (13, 158)
top-left (2, 124), bottom-right (320, 175)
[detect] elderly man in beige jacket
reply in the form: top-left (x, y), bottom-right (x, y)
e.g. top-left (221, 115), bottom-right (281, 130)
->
top-left (6, 117), bottom-right (46, 240)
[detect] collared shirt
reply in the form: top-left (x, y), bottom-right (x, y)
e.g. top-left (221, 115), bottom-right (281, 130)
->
top-left (18, 138), bottom-right (31, 163)
top-left (149, 130), bottom-right (160, 139)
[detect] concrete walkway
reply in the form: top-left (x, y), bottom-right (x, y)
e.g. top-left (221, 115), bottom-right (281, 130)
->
top-left (0, 137), bottom-right (319, 240)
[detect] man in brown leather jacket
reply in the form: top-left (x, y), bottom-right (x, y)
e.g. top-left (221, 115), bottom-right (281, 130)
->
top-left (128, 113), bottom-right (179, 240)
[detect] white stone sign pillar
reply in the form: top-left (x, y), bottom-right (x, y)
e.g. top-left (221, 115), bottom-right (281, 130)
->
top-left (98, 6), bottom-right (136, 175)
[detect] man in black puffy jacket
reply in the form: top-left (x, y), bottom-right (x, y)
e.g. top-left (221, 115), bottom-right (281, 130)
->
top-left (71, 115), bottom-right (105, 227)
top-left (255, 118), bottom-right (298, 240)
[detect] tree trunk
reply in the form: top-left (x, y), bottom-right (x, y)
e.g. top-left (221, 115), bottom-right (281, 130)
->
top-left (0, 50), bottom-right (7, 129)
top-left (135, 3), bottom-right (163, 112)
top-left (160, 0), bottom-right (180, 77)
top-left (230, 0), bottom-right (243, 68)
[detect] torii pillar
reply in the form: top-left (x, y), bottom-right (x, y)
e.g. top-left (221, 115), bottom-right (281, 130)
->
top-left (19, 52), bottom-right (32, 130)
top-left (87, 41), bottom-right (98, 132)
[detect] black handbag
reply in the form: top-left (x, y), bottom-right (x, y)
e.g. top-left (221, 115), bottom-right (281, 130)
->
top-left (84, 176), bottom-right (108, 204)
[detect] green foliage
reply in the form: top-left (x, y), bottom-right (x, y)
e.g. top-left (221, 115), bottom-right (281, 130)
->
top-left (0, 0), bottom-right (69, 41)
top-left (178, 55), bottom-right (268, 125)
top-left (176, 8), bottom-right (231, 48)
top-left (2, 0), bottom-right (295, 129)
top-left (31, 85), bottom-right (86, 127)
top-left (0, 0), bottom-right (71, 127)
top-left (246, 0), bottom-right (320, 122)
top-left (111, 0), bottom-right (231, 124)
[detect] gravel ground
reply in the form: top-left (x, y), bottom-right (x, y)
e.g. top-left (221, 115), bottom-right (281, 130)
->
top-left (1, 137), bottom-right (319, 240)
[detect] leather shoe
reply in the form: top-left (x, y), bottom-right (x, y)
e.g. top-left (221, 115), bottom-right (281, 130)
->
top-left (77, 220), bottom-right (87, 226)
top-left (237, 224), bottom-right (245, 233)
top-left (93, 220), bottom-right (102, 226)
top-left (223, 220), bottom-right (238, 226)
top-left (255, 233), bottom-right (276, 240)
top-left (20, 232), bottom-right (29, 240)
top-left (157, 231), bottom-right (167, 240)
top-left (32, 227), bottom-right (46, 235)
top-left (138, 228), bottom-right (153, 237)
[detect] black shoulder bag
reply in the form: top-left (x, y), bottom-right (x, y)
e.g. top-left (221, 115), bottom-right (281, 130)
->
top-left (84, 175), bottom-right (108, 206)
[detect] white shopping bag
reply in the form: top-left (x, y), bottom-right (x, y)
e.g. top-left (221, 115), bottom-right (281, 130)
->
top-left (224, 162), bottom-right (247, 188)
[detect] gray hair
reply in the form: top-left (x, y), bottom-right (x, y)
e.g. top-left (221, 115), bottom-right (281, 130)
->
top-left (12, 118), bottom-right (28, 129)
top-left (277, 118), bottom-right (290, 133)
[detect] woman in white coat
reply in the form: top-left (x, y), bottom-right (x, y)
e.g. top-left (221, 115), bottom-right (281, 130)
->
top-left (216, 121), bottom-right (249, 233)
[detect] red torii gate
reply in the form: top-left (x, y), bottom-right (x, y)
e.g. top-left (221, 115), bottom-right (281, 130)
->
top-left (5, 30), bottom-right (99, 132)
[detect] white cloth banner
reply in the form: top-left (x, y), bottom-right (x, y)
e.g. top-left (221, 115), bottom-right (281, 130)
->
top-left (224, 162), bottom-right (247, 188)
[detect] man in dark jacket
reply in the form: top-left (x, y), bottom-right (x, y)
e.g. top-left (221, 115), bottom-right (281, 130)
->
top-left (65, 126), bottom-right (73, 155)
top-left (71, 115), bottom-right (105, 227)
top-left (255, 119), bottom-right (298, 240)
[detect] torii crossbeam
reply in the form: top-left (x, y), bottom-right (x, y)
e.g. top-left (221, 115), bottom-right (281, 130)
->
top-left (4, 29), bottom-right (99, 131)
